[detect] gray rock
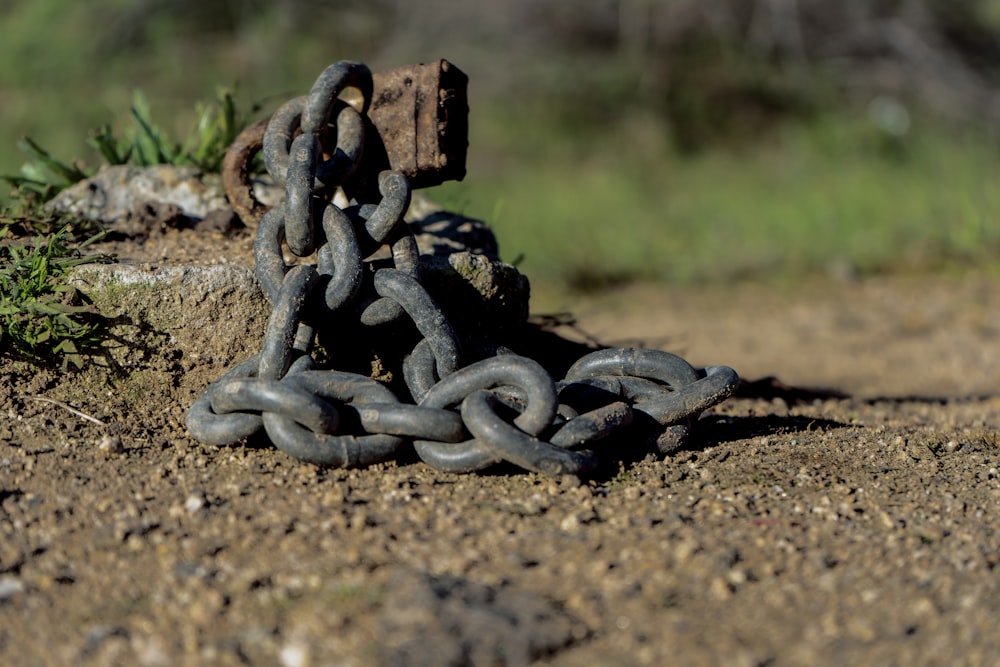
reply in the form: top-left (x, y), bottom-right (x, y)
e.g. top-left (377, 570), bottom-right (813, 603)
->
top-left (0, 577), bottom-right (24, 602)
top-left (421, 251), bottom-right (530, 340)
top-left (56, 165), bottom-right (530, 371)
top-left (47, 165), bottom-right (500, 259)
top-left (67, 263), bottom-right (271, 369)
top-left (378, 570), bottom-right (583, 667)
top-left (45, 164), bottom-right (228, 224)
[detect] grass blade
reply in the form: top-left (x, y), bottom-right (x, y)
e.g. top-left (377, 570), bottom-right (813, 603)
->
top-left (17, 137), bottom-right (89, 185)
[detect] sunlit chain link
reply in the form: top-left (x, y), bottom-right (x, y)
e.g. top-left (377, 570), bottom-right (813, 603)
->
top-left (186, 60), bottom-right (740, 476)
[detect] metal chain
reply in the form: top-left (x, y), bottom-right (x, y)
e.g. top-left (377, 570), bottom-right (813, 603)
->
top-left (187, 60), bottom-right (740, 477)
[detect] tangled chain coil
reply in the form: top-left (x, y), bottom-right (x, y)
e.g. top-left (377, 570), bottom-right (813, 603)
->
top-left (186, 61), bottom-right (740, 477)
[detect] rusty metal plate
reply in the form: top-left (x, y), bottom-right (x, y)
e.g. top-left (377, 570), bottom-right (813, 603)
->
top-left (222, 60), bottom-right (469, 227)
top-left (369, 59), bottom-right (468, 189)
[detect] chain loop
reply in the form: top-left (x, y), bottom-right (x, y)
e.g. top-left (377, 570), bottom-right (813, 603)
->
top-left (258, 264), bottom-right (319, 381)
top-left (262, 368), bottom-right (406, 467)
top-left (301, 61), bottom-right (373, 133)
top-left (253, 204), bottom-right (290, 304)
top-left (263, 97), bottom-right (366, 190)
top-left (372, 268), bottom-right (460, 381)
top-left (262, 83), bottom-right (367, 258)
top-left (187, 356), bottom-right (265, 445)
top-left (547, 401), bottom-right (633, 450)
top-left (186, 353), bottom-right (316, 446)
top-left (316, 201), bottom-right (363, 312)
top-left (356, 172), bottom-right (420, 326)
top-left (412, 355), bottom-right (559, 472)
top-left (284, 132), bottom-right (321, 256)
top-left (461, 390), bottom-right (598, 476)
top-left (188, 60), bottom-right (741, 477)
top-left (209, 376), bottom-right (341, 435)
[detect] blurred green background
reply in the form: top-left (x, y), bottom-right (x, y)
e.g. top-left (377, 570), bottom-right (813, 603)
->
top-left (3, 0), bottom-right (1000, 293)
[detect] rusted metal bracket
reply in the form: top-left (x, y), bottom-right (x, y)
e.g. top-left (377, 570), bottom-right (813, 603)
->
top-left (223, 59), bottom-right (468, 227)
top-left (369, 59), bottom-right (468, 188)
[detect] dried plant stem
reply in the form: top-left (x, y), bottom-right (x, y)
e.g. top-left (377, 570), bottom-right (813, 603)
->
top-left (24, 396), bottom-right (105, 426)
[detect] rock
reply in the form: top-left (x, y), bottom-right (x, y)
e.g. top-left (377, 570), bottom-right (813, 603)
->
top-left (45, 165), bottom-right (229, 227)
top-left (49, 165), bottom-right (501, 259)
top-left (66, 262), bottom-right (270, 380)
top-left (0, 577), bottom-right (25, 602)
top-left (377, 570), bottom-right (582, 667)
top-left (60, 166), bottom-right (531, 376)
top-left (421, 251), bottom-right (530, 354)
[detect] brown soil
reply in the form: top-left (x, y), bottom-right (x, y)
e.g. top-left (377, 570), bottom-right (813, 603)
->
top-left (2, 225), bottom-right (1000, 666)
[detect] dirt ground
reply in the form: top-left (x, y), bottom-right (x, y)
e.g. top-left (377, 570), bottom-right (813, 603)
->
top-left (2, 224), bottom-right (1000, 666)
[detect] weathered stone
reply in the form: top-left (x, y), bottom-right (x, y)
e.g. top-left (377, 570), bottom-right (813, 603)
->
top-left (67, 263), bottom-right (270, 370)
top-left (378, 570), bottom-right (581, 667)
top-left (58, 165), bottom-right (529, 373)
top-left (421, 251), bottom-right (529, 334)
top-left (69, 250), bottom-right (531, 374)
top-left (46, 164), bottom-right (228, 224)
top-left (49, 165), bottom-right (500, 258)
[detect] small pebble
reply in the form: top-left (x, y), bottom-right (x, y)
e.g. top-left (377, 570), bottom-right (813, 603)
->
top-left (185, 494), bottom-right (206, 514)
top-left (98, 434), bottom-right (124, 455)
top-left (559, 474), bottom-right (582, 488)
top-left (0, 576), bottom-right (24, 601)
top-left (559, 514), bottom-right (580, 531)
top-left (279, 643), bottom-right (309, 667)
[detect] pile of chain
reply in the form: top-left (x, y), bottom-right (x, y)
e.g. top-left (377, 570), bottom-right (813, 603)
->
top-left (186, 61), bottom-right (740, 477)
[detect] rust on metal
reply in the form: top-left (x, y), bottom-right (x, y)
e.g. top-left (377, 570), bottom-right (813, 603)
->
top-left (222, 118), bottom-right (270, 227)
top-left (369, 59), bottom-right (468, 189)
top-left (222, 60), bottom-right (468, 227)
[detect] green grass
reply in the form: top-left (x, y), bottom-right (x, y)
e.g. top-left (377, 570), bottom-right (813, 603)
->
top-left (3, 0), bottom-right (1000, 306)
top-left (0, 85), bottom-right (253, 369)
top-left (436, 109), bottom-right (1000, 291)
top-left (3, 88), bottom-right (255, 200)
top-left (87, 88), bottom-right (253, 172)
top-left (0, 218), bottom-right (108, 369)
top-left (0, 0), bottom-right (374, 180)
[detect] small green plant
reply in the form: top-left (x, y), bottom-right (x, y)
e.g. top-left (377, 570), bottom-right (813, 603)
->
top-left (2, 86), bottom-right (257, 201)
top-left (0, 220), bottom-right (108, 369)
top-left (2, 137), bottom-right (90, 204)
top-left (0, 86), bottom-right (258, 368)
top-left (89, 87), bottom-right (256, 173)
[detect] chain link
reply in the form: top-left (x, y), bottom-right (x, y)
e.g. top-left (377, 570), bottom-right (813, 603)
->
top-left (188, 60), bottom-right (740, 476)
